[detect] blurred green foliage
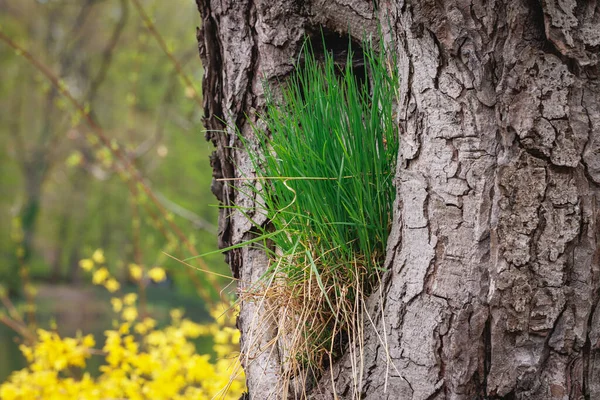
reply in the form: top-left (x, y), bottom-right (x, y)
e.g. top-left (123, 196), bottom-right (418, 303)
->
top-left (0, 0), bottom-right (226, 296)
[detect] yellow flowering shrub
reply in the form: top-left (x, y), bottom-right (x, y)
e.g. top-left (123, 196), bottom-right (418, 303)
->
top-left (0, 252), bottom-right (246, 400)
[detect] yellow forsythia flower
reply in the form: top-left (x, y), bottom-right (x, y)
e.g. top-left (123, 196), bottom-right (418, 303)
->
top-left (170, 308), bottom-right (183, 321)
top-left (122, 306), bottom-right (138, 322)
top-left (129, 263), bottom-right (143, 281)
top-left (92, 249), bottom-right (105, 264)
top-left (123, 293), bottom-right (137, 305)
top-left (79, 259), bottom-right (94, 271)
top-left (82, 334), bottom-right (95, 348)
top-left (105, 278), bottom-right (120, 293)
top-left (134, 322), bottom-right (149, 335)
top-left (119, 322), bottom-right (130, 335)
top-left (111, 298), bottom-right (123, 313)
top-left (148, 267), bottom-right (166, 282)
top-left (142, 317), bottom-right (157, 330)
top-left (92, 267), bottom-right (110, 285)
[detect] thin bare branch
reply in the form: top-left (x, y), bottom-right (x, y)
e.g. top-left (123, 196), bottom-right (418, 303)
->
top-left (129, 0), bottom-right (203, 107)
top-left (0, 31), bottom-right (223, 304)
top-left (87, 0), bottom-right (129, 103)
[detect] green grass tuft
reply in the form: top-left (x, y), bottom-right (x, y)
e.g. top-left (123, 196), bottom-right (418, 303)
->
top-left (241, 36), bottom-right (398, 385)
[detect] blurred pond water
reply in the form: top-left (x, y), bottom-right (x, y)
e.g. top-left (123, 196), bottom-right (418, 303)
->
top-left (0, 283), bottom-right (214, 382)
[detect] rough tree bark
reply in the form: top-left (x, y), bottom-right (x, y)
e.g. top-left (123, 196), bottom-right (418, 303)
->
top-left (195, 0), bottom-right (600, 398)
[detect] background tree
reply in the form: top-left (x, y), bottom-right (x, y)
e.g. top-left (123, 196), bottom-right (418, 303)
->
top-left (196, 0), bottom-right (600, 398)
top-left (0, 0), bottom-right (225, 295)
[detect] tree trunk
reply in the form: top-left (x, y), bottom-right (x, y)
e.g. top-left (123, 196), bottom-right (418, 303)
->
top-left (196, 0), bottom-right (600, 398)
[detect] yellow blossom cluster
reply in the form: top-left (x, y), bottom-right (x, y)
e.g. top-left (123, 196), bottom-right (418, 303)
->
top-left (79, 249), bottom-right (121, 293)
top-left (0, 251), bottom-right (246, 399)
top-left (79, 250), bottom-right (169, 292)
top-left (0, 300), bottom-right (245, 400)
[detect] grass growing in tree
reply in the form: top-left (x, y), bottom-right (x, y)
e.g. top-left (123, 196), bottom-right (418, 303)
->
top-left (241, 36), bottom-right (399, 392)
